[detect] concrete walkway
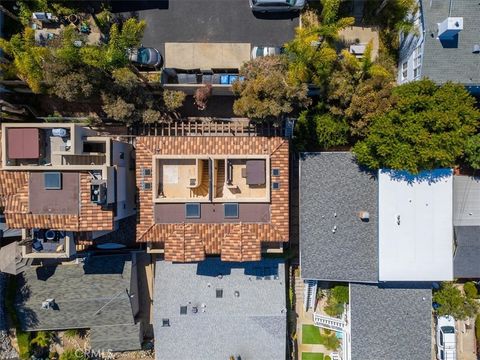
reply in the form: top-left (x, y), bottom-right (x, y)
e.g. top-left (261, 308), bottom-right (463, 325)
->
top-left (457, 318), bottom-right (477, 360)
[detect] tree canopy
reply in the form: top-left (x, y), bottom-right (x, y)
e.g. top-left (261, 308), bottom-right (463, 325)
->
top-left (353, 79), bottom-right (480, 173)
top-left (232, 55), bottom-right (310, 120)
top-left (433, 282), bottom-right (479, 320)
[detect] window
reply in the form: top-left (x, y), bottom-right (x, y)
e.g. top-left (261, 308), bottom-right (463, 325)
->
top-left (141, 168), bottom-right (151, 176)
top-left (401, 61), bottom-right (408, 80)
top-left (216, 289), bottom-right (223, 298)
top-left (224, 203), bottom-right (239, 218)
top-left (272, 168), bottom-right (280, 177)
top-left (186, 203), bottom-right (201, 218)
top-left (272, 182), bottom-right (280, 190)
top-left (413, 46), bottom-right (422, 78)
top-left (44, 172), bottom-right (62, 190)
top-left (142, 182), bottom-right (152, 190)
top-left (180, 306), bottom-right (187, 315)
top-left (162, 318), bottom-right (170, 327)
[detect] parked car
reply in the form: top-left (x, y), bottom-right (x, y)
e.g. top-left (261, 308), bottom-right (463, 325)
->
top-left (249, 0), bottom-right (305, 12)
top-left (251, 46), bottom-right (284, 59)
top-left (128, 47), bottom-right (163, 68)
top-left (436, 316), bottom-right (456, 360)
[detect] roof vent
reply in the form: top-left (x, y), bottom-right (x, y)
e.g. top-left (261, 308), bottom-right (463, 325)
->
top-left (234, 290), bottom-right (240, 298)
top-left (437, 17), bottom-right (463, 40)
top-left (473, 45), bottom-right (480, 53)
top-left (358, 211), bottom-right (370, 222)
top-left (41, 298), bottom-right (56, 310)
top-left (192, 306), bottom-right (198, 314)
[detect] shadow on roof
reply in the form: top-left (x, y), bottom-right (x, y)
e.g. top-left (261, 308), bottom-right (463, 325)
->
top-left (195, 258), bottom-right (280, 277)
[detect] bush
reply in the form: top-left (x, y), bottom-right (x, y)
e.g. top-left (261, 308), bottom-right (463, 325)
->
top-left (163, 90), bottom-right (186, 112)
top-left (331, 285), bottom-right (349, 304)
top-left (194, 84), bottom-right (213, 110)
top-left (325, 356), bottom-right (332, 360)
top-left (63, 329), bottom-right (79, 339)
top-left (101, 94), bottom-right (135, 122)
top-left (464, 282), bottom-right (478, 299)
top-left (112, 67), bottom-right (140, 90)
top-left (60, 349), bottom-right (87, 360)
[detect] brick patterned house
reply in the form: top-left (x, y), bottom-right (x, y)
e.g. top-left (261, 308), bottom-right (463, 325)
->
top-left (0, 123), bottom-right (135, 263)
top-left (135, 136), bottom-right (289, 262)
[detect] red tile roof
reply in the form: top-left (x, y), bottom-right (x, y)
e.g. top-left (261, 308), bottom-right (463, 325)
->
top-left (135, 136), bottom-right (289, 262)
top-left (1, 171), bottom-right (114, 231)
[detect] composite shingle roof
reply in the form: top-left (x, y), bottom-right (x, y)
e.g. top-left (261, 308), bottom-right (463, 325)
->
top-left (454, 226), bottom-right (480, 278)
top-left (16, 254), bottom-right (141, 352)
top-left (453, 175), bottom-right (480, 227)
top-left (135, 136), bottom-right (289, 262)
top-left (300, 152), bottom-right (378, 282)
top-left (420, 0), bottom-right (480, 86)
top-left (153, 258), bottom-right (286, 360)
top-left (350, 283), bottom-right (432, 360)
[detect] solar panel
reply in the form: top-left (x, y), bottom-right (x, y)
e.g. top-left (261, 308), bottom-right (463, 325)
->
top-left (44, 172), bottom-right (62, 190)
top-left (180, 306), bottom-right (187, 315)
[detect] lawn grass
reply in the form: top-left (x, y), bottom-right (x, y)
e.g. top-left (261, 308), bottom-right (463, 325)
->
top-left (302, 324), bottom-right (322, 344)
top-left (302, 352), bottom-right (324, 360)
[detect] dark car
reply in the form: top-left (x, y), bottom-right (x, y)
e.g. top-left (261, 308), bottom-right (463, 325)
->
top-left (128, 47), bottom-right (163, 68)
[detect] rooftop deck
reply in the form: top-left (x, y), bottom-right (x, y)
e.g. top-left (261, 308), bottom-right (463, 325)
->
top-left (154, 156), bottom-right (269, 203)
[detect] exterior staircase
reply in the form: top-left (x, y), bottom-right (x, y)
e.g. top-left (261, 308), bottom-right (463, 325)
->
top-left (215, 160), bottom-right (225, 198)
top-left (191, 161), bottom-right (209, 198)
top-left (304, 280), bottom-right (317, 312)
top-left (313, 313), bottom-right (346, 332)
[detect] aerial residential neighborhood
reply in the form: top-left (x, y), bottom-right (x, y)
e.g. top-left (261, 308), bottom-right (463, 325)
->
top-left (0, 0), bottom-right (479, 359)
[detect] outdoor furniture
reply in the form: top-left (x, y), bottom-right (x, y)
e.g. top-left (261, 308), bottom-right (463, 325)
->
top-left (349, 44), bottom-right (366, 58)
top-left (32, 240), bottom-right (43, 252)
top-left (246, 160), bottom-right (266, 186)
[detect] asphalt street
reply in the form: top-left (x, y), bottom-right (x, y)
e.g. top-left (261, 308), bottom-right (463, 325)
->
top-left (112, 0), bottom-right (299, 52)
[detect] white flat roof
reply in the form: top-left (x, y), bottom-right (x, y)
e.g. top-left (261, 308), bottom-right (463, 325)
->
top-left (379, 169), bottom-right (453, 281)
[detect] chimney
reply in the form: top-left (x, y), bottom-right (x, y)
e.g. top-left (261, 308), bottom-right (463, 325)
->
top-left (437, 17), bottom-right (463, 40)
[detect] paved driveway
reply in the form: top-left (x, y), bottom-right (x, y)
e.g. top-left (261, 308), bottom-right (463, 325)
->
top-left (113, 0), bottom-right (299, 52)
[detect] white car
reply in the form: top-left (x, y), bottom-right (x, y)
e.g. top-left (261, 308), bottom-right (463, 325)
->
top-left (251, 46), bottom-right (284, 59)
top-left (436, 316), bottom-right (457, 360)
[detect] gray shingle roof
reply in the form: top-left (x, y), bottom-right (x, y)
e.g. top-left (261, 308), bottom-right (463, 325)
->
top-left (350, 283), bottom-right (432, 360)
top-left (153, 258), bottom-right (286, 360)
top-left (300, 152), bottom-right (378, 282)
top-left (16, 254), bottom-right (141, 352)
top-left (421, 0), bottom-right (480, 86)
top-left (454, 226), bottom-right (480, 278)
top-left (453, 176), bottom-right (480, 226)
top-left (90, 323), bottom-right (142, 352)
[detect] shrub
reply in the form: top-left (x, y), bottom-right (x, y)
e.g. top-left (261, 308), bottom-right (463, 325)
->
top-left (30, 331), bottom-right (52, 348)
top-left (142, 109), bottom-right (163, 124)
top-left (101, 94), bottom-right (135, 122)
top-left (464, 282), bottom-right (478, 299)
top-left (325, 356), bottom-right (332, 360)
top-left (60, 349), bottom-right (87, 360)
top-left (163, 90), bottom-right (186, 112)
top-left (112, 67), bottom-right (140, 90)
top-left (63, 329), bottom-right (79, 339)
top-left (194, 84), bottom-right (213, 110)
top-left (464, 134), bottom-right (480, 170)
top-left (433, 282), bottom-right (479, 320)
top-left (331, 285), bottom-right (349, 304)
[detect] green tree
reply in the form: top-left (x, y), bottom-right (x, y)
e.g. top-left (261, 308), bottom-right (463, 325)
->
top-left (434, 282), bottom-right (479, 320)
top-left (353, 80), bottom-right (480, 173)
top-left (233, 56), bottom-right (310, 120)
top-left (50, 71), bottom-right (94, 101)
top-left (0, 27), bottom-right (50, 93)
top-left (464, 134), bottom-right (480, 170)
top-left (314, 112), bottom-right (349, 149)
top-left (112, 67), bottom-right (140, 90)
top-left (101, 94), bottom-right (136, 122)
